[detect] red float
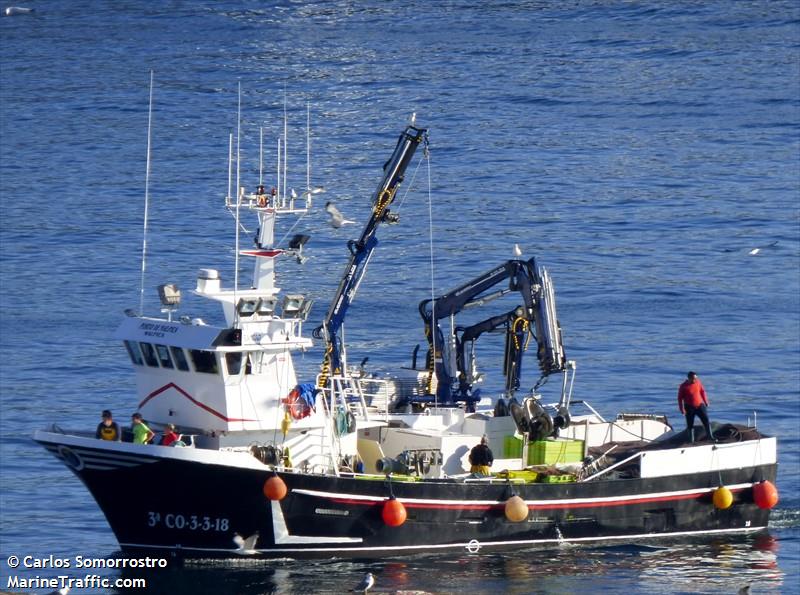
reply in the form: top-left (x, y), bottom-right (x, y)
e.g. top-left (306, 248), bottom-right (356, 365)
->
top-left (752, 480), bottom-right (779, 510)
top-left (381, 497), bottom-right (407, 527)
top-left (263, 475), bottom-right (288, 501)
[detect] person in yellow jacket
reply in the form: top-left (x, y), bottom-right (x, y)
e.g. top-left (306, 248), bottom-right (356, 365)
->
top-left (469, 435), bottom-right (494, 476)
top-left (95, 410), bottom-right (121, 441)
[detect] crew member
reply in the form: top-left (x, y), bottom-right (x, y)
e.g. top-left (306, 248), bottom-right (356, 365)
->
top-left (468, 435), bottom-right (494, 476)
top-left (131, 412), bottom-right (155, 445)
top-left (160, 423), bottom-right (180, 446)
top-left (677, 371), bottom-right (715, 442)
top-left (95, 410), bottom-right (121, 441)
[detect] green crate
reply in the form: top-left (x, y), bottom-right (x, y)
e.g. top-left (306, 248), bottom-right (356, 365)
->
top-left (504, 436), bottom-right (584, 465)
top-left (529, 439), bottom-right (584, 465)
top-left (538, 473), bottom-right (576, 484)
top-left (504, 435), bottom-right (523, 458)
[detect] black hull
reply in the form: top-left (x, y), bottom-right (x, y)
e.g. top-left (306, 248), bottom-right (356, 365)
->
top-left (37, 436), bottom-right (776, 559)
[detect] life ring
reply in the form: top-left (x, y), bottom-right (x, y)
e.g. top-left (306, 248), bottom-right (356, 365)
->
top-left (284, 389), bottom-right (311, 420)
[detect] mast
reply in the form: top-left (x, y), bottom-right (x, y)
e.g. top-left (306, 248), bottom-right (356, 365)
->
top-left (139, 70), bottom-right (154, 316)
top-left (306, 103), bottom-right (311, 208)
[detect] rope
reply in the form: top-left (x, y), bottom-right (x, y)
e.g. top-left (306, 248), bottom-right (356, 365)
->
top-left (275, 208), bottom-right (308, 249)
top-left (425, 141), bottom-right (437, 408)
top-left (318, 344), bottom-right (333, 390)
top-left (395, 150), bottom-right (426, 214)
top-left (511, 317), bottom-right (529, 351)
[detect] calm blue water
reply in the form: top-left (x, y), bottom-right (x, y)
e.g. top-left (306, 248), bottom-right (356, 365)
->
top-left (1, 1), bottom-right (798, 593)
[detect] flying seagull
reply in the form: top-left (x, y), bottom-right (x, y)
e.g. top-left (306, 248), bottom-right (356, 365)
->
top-left (351, 572), bottom-right (375, 593)
top-left (326, 201), bottom-right (355, 228)
top-left (233, 531), bottom-right (259, 555)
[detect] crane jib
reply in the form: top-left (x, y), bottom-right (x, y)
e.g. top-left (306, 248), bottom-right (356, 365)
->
top-left (316, 124), bottom-right (428, 384)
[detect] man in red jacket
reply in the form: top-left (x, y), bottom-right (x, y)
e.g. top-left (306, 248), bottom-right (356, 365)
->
top-left (677, 371), bottom-right (715, 442)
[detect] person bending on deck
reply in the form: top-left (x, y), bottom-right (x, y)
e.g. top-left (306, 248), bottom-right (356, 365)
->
top-left (131, 412), bottom-right (155, 445)
top-left (95, 409), bottom-right (121, 441)
top-left (469, 435), bottom-right (494, 476)
top-left (677, 371), bottom-right (715, 442)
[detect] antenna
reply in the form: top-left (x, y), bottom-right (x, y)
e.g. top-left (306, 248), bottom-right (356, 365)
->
top-left (234, 82), bottom-right (242, 296)
top-left (283, 93), bottom-right (288, 206)
top-left (227, 133), bottom-right (233, 206)
top-left (306, 102), bottom-right (311, 208)
top-left (139, 70), bottom-right (155, 316)
top-left (259, 126), bottom-right (264, 187)
top-left (277, 137), bottom-right (281, 206)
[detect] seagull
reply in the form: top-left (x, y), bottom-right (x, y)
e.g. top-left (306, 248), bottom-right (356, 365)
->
top-left (233, 531), bottom-right (259, 555)
top-left (5, 6), bottom-right (34, 15)
top-left (513, 243), bottom-right (522, 257)
top-left (410, 112), bottom-right (417, 126)
top-left (302, 185), bottom-right (325, 197)
top-left (326, 201), bottom-right (355, 228)
top-left (724, 240), bottom-right (778, 255)
top-left (290, 188), bottom-right (298, 200)
top-left (351, 572), bottom-right (375, 593)
top-left (749, 241), bottom-right (778, 255)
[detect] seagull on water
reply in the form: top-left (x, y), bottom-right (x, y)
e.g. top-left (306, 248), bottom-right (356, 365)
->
top-left (5, 6), bottom-right (35, 16)
top-left (326, 201), bottom-right (355, 228)
top-left (233, 531), bottom-right (259, 555)
top-left (749, 241), bottom-right (778, 255)
top-left (351, 572), bottom-right (375, 593)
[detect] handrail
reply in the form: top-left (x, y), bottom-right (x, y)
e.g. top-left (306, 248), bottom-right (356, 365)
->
top-left (580, 447), bottom-right (640, 483)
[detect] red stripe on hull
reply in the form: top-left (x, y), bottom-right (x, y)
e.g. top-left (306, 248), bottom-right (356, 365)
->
top-left (138, 383), bottom-right (256, 423)
top-left (324, 488), bottom-right (744, 511)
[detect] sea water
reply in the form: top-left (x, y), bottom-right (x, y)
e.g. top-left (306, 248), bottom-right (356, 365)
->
top-left (1, 1), bottom-right (798, 593)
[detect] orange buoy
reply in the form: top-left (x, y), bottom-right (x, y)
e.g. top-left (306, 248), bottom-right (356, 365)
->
top-left (712, 486), bottom-right (733, 510)
top-left (752, 480), bottom-right (779, 510)
top-left (263, 475), bottom-right (288, 501)
top-left (504, 495), bottom-right (529, 522)
top-left (381, 497), bottom-right (407, 527)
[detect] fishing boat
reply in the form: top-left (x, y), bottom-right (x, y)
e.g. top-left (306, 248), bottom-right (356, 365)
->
top-left (34, 108), bottom-right (779, 559)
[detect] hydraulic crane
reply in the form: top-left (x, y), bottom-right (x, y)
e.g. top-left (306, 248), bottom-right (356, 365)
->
top-left (313, 124), bottom-right (428, 388)
top-left (418, 258), bottom-right (567, 411)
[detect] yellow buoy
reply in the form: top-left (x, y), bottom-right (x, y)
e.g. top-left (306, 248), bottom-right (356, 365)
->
top-left (504, 495), bottom-right (529, 522)
top-left (713, 485), bottom-right (733, 510)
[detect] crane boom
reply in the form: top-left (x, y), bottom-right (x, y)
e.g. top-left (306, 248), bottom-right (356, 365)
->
top-left (314, 124), bottom-right (428, 386)
top-left (419, 258), bottom-right (566, 405)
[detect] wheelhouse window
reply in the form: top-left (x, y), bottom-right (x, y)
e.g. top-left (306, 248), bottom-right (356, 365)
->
top-left (170, 346), bottom-right (190, 371)
top-left (155, 344), bottom-right (174, 369)
top-left (124, 340), bottom-right (144, 365)
top-left (139, 342), bottom-right (159, 367)
top-left (189, 349), bottom-right (219, 374)
top-left (225, 352), bottom-right (243, 375)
